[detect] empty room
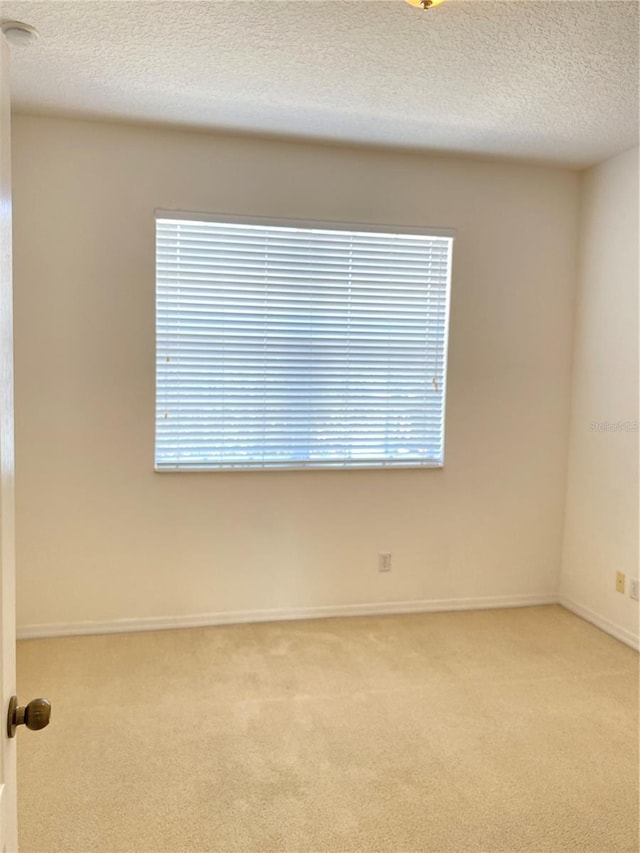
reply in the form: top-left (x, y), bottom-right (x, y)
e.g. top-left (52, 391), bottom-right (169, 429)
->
top-left (0, 1), bottom-right (638, 851)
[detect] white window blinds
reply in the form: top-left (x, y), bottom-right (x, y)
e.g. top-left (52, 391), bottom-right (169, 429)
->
top-left (155, 215), bottom-right (453, 471)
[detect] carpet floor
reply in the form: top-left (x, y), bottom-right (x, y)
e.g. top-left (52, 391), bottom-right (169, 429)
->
top-left (16, 605), bottom-right (639, 852)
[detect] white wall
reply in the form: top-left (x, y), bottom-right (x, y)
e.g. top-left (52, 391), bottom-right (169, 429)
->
top-left (12, 115), bottom-right (580, 634)
top-left (560, 147), bottom-right (639, 648)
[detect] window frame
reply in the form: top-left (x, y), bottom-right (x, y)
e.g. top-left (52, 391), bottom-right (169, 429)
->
top-left (154, 209), bottom-right (455, 473)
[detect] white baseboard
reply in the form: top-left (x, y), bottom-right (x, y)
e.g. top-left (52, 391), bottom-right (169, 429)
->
top-left (559, 596), bottom-right (639, 651)
top-left (17, 593), bottom-right (558, 640)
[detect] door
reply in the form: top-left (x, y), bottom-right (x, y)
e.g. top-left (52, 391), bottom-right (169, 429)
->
top-left (0, 32), bottom-right (17, 853)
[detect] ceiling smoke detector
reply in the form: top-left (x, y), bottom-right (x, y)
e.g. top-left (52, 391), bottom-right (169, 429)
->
top-left (1, 20), bottom-right (39, 47)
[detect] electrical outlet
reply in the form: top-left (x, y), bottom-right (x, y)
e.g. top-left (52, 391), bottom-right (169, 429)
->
top-left (378, 553), bottom-right (392, 572)
top-left (615, 571), bottom-right (626, 594)
top-left (630, 578), bottom-right (640, 601)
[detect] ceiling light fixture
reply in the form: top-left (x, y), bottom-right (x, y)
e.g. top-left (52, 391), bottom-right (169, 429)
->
top-left (404, 0), bottom-right (446, 9)
top-left (1, 20), bottom-right (39, 47)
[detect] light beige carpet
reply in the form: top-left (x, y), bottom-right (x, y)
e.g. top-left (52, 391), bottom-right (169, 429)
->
top-left (16, 605), bottom-right (639, 853)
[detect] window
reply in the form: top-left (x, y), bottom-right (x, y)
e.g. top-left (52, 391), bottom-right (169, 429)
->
top-left (155, 213), bottom-right (453, 471)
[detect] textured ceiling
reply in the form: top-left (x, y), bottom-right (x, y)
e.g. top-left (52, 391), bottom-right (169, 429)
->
top-left (1, 0), bottom-right (638, 167)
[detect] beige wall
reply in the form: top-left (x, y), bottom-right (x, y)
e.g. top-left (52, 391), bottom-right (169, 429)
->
top-left (12, 115), bottom-right (580, 633)
top-left (560, 147), bottom-right (639, 647)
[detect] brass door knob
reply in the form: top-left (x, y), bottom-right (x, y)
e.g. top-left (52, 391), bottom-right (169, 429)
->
top-left (7, 696), bottom-right (51, 738)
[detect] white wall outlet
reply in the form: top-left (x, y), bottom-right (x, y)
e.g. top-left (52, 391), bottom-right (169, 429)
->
top-left (615, 571), bottom-right (626, 594)
top-left (629, 578), bottom-right (640, 601)
top-left (378, 552), bottom-right (392, 572)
